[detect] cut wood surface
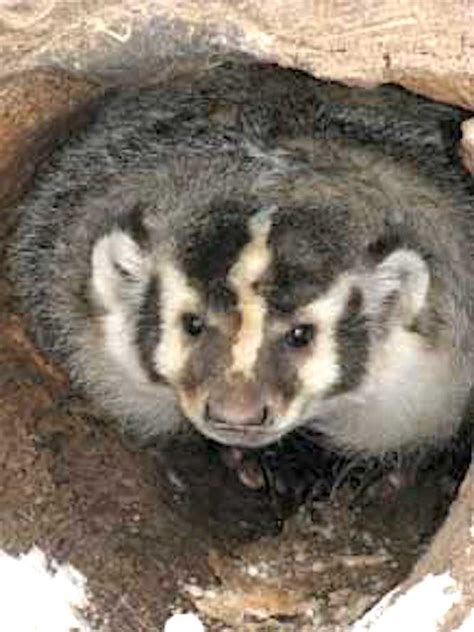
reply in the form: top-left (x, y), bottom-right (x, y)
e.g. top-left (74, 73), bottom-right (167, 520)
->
top-left (0, 0), bottom-right (472, 108)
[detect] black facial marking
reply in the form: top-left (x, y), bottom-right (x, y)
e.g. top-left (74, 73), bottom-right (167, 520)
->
top-left (178, 199), bottom-right (251, 300)
top-left (265, 262), bottom-right (322, 313)
top-left (135, 276), bottom-right (163, 382)
top-left (329, 286), bottom-right (369, 396)
top-left (266, 204), bottom-right (352, 311)
top-left (180, 332), bottom-right (230, 394)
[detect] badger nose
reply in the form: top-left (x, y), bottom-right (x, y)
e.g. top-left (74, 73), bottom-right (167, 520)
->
top-left (206, 380), bottom-right (269, 427)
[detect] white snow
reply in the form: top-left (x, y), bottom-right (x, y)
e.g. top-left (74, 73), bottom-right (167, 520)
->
top-left (164, 612), bottom-right (206, 632)
top-left (352, 572), bottom-right (462, 632)
top-left (0, 546), bottom-right (91, 632)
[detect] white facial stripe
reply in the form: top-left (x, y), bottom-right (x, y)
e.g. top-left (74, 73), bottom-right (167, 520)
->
top-left (228, 210), bottom-right (275, 379)
top-left (154, 261), bottom-right (201, 382)
top-left (102, 310), bottom-right (151, 384)
top-left (285, 277), bottom-right (353, 420)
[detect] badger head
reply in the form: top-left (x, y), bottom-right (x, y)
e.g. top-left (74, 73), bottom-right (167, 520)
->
top-left (89, 196), bottom-right (431, 449)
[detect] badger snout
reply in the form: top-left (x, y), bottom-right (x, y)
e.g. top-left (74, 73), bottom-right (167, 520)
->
top-left (205, 378), bottom-right (270, 429)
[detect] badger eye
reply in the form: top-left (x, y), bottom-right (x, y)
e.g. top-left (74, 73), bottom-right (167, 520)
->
top-left (182, 313), bottom-right (205, 337)
top-left (284, 324), bottom-right (315, 348)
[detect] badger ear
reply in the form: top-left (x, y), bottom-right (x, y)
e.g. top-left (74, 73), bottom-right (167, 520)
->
top-left (365, 249), bottom-right (430, 325)
top-left (91, 229), bottom-right (151, 310)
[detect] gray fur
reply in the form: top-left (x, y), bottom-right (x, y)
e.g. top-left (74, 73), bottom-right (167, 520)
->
top-left (12, 61), bottom-right (474, 453)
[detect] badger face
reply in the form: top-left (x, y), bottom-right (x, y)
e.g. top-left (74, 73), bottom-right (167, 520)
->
top-left (90, 199), bottom-right (431, 448)
top-left (175, 275), bottom-right (365, 448)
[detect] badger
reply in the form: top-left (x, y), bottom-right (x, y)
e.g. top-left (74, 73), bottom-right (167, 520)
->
top-left (13, 62), bottom-right (474, 458)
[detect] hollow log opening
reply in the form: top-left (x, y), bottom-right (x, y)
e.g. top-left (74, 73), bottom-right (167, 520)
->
top-left (0, 3), bottom-right (472, 630)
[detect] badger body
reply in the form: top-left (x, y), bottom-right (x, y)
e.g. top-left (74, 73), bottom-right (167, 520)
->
top-left (14, 62), bottom-right (474, 455)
